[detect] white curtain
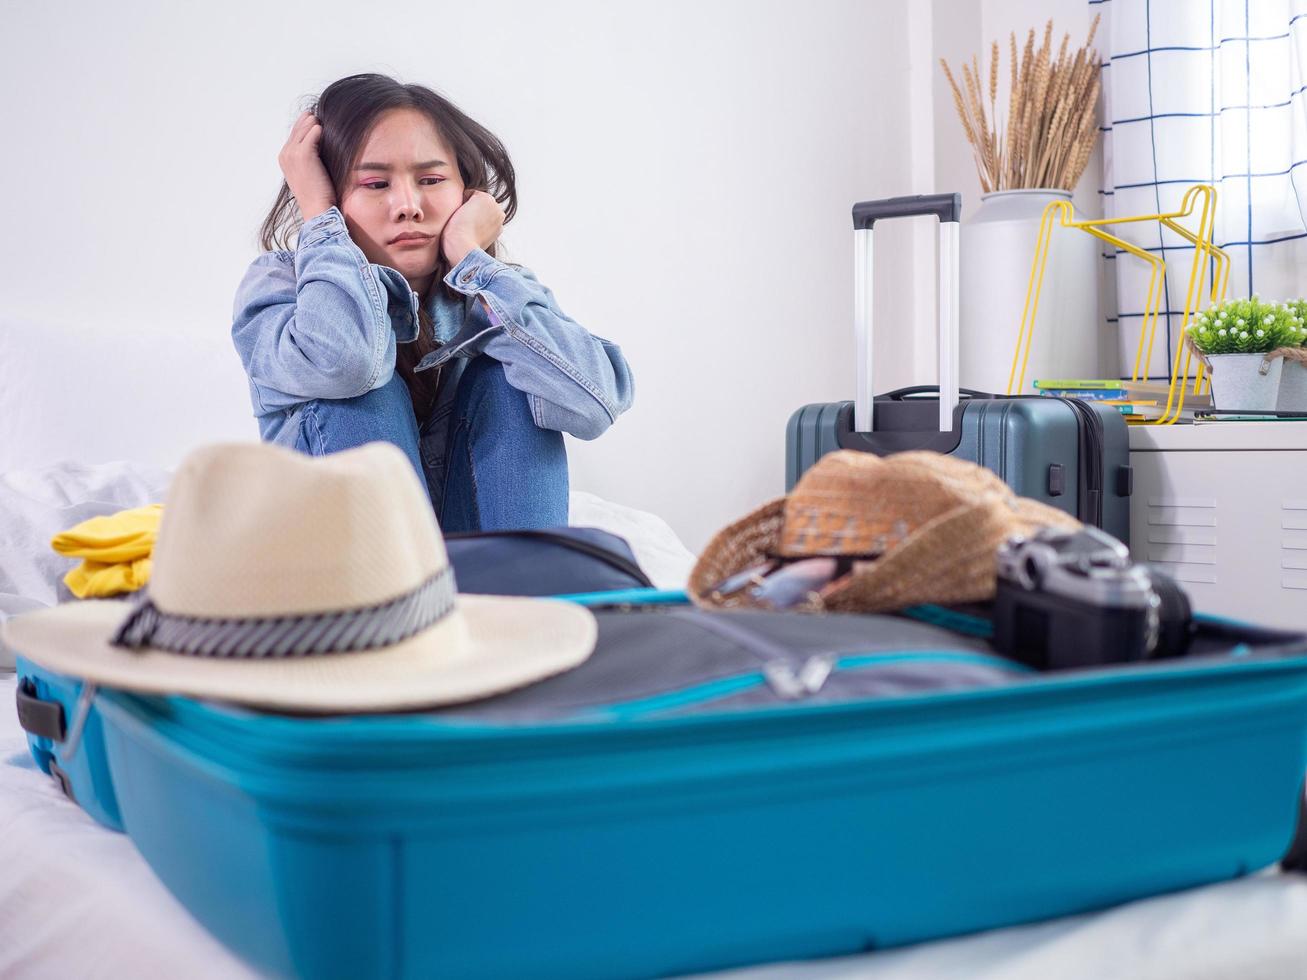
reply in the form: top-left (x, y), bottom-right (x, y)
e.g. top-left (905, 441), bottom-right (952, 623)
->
top-left (1096, 0), bottom-right (1307, 378)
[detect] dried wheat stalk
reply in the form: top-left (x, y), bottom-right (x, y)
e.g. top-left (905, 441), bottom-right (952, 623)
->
top-left (940, 14), bottom-right (1102, 192)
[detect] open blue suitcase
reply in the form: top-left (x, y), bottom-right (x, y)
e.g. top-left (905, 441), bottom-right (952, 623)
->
top-left (14, 590), bottom-right (1307, 980)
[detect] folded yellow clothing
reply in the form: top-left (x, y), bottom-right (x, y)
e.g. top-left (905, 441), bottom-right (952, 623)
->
top-left (52, 503), bottom-right (163, 598)
top-left (64, 557), bottom-right (154, 598)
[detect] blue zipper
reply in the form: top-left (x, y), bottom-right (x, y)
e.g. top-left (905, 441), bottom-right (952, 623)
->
top-left (555, 588), bottom-right (690, 607)
top-left (575, 649), bottom-right (1033, 722)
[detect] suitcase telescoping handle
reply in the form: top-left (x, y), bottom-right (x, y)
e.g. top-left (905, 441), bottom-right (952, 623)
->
top-left (851, 193), bottom-right (962, 434)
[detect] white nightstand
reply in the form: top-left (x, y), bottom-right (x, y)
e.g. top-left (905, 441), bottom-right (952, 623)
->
top-left (1128, 421), bottom-right (1307, 630)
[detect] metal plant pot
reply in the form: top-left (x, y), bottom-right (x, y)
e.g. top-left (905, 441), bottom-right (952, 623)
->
top-left (1206, 353), bottom-right (1284, 412)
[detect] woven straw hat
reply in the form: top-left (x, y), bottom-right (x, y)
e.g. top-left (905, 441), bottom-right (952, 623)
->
top-left (689, 450), bottom-right (1081, 613)
top-left (2, 441), bottom-right (597, 712)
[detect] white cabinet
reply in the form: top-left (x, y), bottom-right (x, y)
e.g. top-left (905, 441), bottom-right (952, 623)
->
top-left (1129, 422), bottom-right (1307, 630)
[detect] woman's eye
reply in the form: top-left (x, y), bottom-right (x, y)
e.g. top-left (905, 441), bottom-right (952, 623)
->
top-left (363, 178), bottom-right (444, 190)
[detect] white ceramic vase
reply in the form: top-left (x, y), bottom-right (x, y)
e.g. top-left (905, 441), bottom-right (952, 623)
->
top-left (960, 189), bottom-right (1104, 395)
top-left (1207, 353), bottom-right (1284, 411)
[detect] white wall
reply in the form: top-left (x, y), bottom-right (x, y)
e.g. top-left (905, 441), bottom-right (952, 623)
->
top-left (0, 0), bottom-right (935, 553)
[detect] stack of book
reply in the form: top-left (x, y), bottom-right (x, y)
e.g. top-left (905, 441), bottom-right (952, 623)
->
top-left (1032, 379), bottom-right (1211, 422)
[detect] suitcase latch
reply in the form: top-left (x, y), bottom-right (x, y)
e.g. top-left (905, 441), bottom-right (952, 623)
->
top-left (1116, 464), bottom-right (1134, 497)
top-left (1047, 463), bottom-right (1066, 497)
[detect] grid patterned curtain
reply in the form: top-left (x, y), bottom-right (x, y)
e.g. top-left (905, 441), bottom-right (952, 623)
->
top-left (1096, 0), bottom-right (1307, 378)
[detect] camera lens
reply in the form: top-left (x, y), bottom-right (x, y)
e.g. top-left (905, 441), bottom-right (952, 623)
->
top-left (1142, 566), bottom-right (1194, 659)
top-left (1021, 555), bottom-right (1041, 589)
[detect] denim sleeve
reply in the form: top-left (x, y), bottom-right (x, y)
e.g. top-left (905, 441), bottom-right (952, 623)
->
top-left (439, 249), bottom-right (635, 440)
top-left (230, 206), bottom-right (420, 413)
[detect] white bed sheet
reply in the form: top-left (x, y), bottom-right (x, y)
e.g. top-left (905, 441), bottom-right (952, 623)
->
top-left (2, 672), bottom-right (1306, 979)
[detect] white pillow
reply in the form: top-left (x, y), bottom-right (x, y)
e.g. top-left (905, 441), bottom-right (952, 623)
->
top-left (0, 313), bottom-right (256, 473)
top-left (568, 490), bottom-right (694, 591)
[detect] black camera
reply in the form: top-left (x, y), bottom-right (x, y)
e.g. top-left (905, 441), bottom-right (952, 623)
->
top-left (992, 525), bottom-right (1194, 670)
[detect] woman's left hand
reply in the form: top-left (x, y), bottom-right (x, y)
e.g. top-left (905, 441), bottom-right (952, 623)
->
top-left (441, 189), bottom-right (505, 266)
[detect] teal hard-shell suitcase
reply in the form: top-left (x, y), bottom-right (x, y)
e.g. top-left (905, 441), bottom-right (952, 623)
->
top-left (14, 602), bottom-right (1307, 980)
top-left (786, 194), bottom-right (1132, 544)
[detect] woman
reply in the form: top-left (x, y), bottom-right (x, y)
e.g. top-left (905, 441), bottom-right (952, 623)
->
top-left (231, 73), bottom-right (634, 531)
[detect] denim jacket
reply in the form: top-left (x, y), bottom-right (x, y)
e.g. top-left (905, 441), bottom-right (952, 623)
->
top-left (230, 205), bottom-right (634, 502)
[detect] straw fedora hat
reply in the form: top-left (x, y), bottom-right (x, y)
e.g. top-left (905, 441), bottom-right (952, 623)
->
top-left (1, 441), bottom-right (598, 713)
top-left (689, 450), bottom-right (1082, 614)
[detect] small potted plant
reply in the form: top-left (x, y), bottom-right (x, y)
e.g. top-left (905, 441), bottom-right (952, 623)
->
top-left (1277, 299), bottom-right (1307, 411)
top-left (1187, 297), bottom-right (1300, 411)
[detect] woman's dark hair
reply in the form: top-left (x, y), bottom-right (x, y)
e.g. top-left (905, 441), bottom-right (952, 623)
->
top-left (257, 73), bottom-right (518, 422)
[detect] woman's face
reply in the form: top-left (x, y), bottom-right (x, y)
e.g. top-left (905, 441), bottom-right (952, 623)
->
top-left (339, 107), bottom-right (466, 295)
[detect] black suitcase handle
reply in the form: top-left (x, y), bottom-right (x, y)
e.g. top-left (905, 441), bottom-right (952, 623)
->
top-left (852, 193), bottom-right (962, 230)
top-left (883, 386), bottom-right (996, 401)
top-left (16, 678), bottom-right (66, 741)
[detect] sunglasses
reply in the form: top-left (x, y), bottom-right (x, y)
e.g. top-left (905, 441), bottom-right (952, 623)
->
top-left (708, 553), bottom-right (877, 610)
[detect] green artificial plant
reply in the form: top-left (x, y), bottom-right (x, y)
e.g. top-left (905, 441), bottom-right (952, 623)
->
top-left (1186, 296), bottom-right (1306, 355)
top-left (1286, 299), bottom-right (1307, 349)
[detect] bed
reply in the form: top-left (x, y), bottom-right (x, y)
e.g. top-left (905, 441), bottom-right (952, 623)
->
top-left (2, 314), bottom-right (1306, 979)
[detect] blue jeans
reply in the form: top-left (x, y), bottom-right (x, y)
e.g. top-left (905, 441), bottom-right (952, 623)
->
top-left (291, 356), bottom-right (569, 532)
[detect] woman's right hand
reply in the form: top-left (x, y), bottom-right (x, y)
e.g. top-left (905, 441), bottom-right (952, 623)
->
top-left (279, 110), bottom-right (336, 222)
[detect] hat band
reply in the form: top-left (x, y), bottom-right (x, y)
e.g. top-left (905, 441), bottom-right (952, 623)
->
top-left (107, 565), bottom-right (457, 659)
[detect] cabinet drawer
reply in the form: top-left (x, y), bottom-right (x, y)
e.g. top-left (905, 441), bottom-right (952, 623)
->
top-left (1128, 450), bottom-right (1307, 630)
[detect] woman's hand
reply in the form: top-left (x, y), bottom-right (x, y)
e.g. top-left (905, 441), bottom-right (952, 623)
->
top-left (278, 110), bottom-right (337, 223)
top-left (441, 190), bottom-right (505, 266)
